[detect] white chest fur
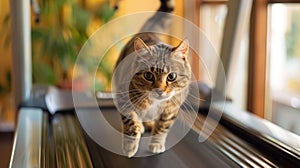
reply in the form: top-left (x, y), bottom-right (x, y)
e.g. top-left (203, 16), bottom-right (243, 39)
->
top-left (138, 101), bottom-right (164, 122)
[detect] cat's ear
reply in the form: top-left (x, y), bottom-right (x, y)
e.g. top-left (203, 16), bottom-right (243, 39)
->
top-left (173, 39), bottom-right (189, 61)
top-left (134, 37), bottom-right (150, 53)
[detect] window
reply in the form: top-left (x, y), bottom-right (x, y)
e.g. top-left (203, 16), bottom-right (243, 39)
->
top-left (199, 3), bottom-right (227, 87)
top-left (192, 0), bottom-right (249, 110)
top-left (267, 3), bottom-right (300, 134)
top-left (249, 0), bottom-right (300, 135)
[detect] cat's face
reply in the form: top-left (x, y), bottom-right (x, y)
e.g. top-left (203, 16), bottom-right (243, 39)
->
top-left (130, 38), bottom-right (191, 102)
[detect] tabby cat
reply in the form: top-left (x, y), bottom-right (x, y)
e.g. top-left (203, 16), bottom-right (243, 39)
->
top-left (113, 0), bottom-right (191, 158)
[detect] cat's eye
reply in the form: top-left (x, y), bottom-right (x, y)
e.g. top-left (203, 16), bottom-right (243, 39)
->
top-left (144, 72), bottom-right (154, 81)
top-left (167, 72), bottom-right (177, 82)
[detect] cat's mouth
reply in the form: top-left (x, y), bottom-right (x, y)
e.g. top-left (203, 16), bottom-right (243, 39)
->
top-left (149, 90), bottom-right (175, 101)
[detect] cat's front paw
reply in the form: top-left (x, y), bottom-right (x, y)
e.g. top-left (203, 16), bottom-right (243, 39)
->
top-left (139, 123), bottom-right (145, 134)
top-left (149, 143), bottom-right (166, 154)
top-left (123, 136), bottom-right (140, 158)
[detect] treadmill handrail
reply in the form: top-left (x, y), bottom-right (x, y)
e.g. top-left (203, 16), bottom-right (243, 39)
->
top-left (9, 108), bottom-right (43, 168)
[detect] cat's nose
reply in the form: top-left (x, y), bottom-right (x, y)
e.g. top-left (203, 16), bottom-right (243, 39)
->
top-left (154, 88), bottom-right (164, 96)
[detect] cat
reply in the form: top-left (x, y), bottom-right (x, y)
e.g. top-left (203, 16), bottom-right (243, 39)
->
top-left (113, 0), bottom-right (191, 158)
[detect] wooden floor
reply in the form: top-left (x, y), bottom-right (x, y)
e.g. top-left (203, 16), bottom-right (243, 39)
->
top-left (0, 132), bottom-right (14, 168)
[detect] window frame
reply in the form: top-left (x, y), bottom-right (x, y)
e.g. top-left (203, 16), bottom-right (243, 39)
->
top-left (194, 0), bottom-right (300, 118)
top-left (248, 0), bottom-right (300, 118)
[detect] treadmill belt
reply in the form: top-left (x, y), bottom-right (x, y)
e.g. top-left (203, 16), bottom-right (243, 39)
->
top-left (11, 87), bottom-right (300, 167)
top-left (81, 107), bottom-right (238, 168)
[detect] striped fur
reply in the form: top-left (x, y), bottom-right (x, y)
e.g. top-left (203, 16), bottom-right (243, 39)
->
top-left (114, 0), bottom-right (191, 158)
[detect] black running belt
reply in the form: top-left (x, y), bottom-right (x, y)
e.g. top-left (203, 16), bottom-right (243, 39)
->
top-left (82, 107), bottom-right (239, 168)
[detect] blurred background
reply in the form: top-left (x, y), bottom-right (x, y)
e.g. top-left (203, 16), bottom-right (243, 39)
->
top-left (1, 0), bottom-right (300, 166)
top-left (0, 0), bottom-right (183, 131)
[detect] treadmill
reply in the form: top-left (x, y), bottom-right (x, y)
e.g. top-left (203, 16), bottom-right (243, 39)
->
top-left (9, 0), bottom-right (300, 167)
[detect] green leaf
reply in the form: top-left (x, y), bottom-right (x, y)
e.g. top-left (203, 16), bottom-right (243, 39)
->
top-left (5, 71), bottom-right (11, 90)
top-left (94, 80), bottom-right (105, 92)
top-left (41, 29), bottom-right (55, 57)
top-left (31, 29), bottom-right (45, 40)
top-left (1, 14), bottom-right (11, 48)
top-left (55, 0), bottom-right (69, 8)
top-left (0, 85), bottom-right (4, 94)
top-left (33, 62), bottom-right (57, 84)
top-left (4, 33), bottom-right (11, 48)
top-left (30, 0), bottom-right (115, 86)
top-left (3, 14), bottom-right (10, 26)
top-left (72, 5), bottom-right (91, 31)
top-left (98, 2), bottom-right (116, 23)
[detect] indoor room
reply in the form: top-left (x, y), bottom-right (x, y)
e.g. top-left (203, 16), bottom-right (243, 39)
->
top-left (1, 0), bottom-right (300, 167)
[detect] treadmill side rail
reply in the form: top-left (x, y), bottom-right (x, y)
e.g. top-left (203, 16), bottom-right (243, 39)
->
top-left (9, 108), bottom-right (43, 168)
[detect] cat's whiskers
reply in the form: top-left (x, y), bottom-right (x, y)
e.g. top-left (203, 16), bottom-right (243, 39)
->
top-left (169, 98), bottom-right (190, 129)
top-left (117, 94), bottom-right (144, 111)
top-left (112, 0), bottom-right (189, 157)
top-left (114, 91), bottom-right (141, 99)
top-left (118, 94), bottom-right (147, 113)
top-left (170, 98), bottom-right (197, 129)
top-left (187, 94), bottom-right (206, 102)
top-left (119, 97), bottom-right (147, 117)
top-left (182, 98), bottom-right (202, 114)
top-left (182, 98), bottom-right (204, 126)
top-left (187, 88), bottom-right (206, 102)
top-left (130, 94), bottom-right (148, 107)
top-left (113, 89), bottom-right (142, 99)
top-left (169, 85), bottom-right (206, 102)
top-left (114, 88), bottom-right (141, 94)
top-left (115, 90), bottom-right (144, 102)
